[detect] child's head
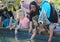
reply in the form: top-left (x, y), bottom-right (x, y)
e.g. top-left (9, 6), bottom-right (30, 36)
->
top-left (18, 9), bottom-right (25, 18)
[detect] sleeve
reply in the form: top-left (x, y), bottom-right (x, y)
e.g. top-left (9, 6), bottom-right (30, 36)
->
top-left (42, 3), bottom-right (51, 18)
top-left (38, 9), bottom-right (44, 23)
top-left (38, 9), bottom-right (50, 24)
top-left (12, 19), bottom-right (16, 23)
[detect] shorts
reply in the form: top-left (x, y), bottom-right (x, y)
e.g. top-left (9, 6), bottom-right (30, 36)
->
top-left (49, 23), bottom-right (57, 29)
top-left (20, 27), bottom-right (29, 31)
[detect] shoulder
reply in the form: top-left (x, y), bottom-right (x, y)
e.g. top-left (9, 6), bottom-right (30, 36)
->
top-left (42, 2), bottom-right (50, 9)
top-left (41, 2), bottom-right (51, 13)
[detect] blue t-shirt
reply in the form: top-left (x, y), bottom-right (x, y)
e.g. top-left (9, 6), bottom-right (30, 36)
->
top-left (3, 19), bottom-right (16, 28)
top-left (39, 0), bottom-right (51, 18)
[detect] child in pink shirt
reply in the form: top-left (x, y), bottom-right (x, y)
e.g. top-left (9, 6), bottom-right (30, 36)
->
top-left (20, 17), bottom-right (29, 28)
top-left (15, 9), bottom-right (30, 34)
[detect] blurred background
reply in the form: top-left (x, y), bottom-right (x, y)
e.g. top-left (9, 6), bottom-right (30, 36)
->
top-left (0, 0), bottom-right (60, 10)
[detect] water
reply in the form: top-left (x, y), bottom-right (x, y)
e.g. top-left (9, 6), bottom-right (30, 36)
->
top-left (0, 29), bottom-right (48, 42)
top-left (0, 34), bottom-right (47, 42)
top-left (0, 28), bottom-right (60, 42)
top-left (0, 31), bottom-right (60, 42)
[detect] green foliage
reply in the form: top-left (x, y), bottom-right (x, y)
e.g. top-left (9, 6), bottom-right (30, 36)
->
top-left (53, 0), bottom-right (60, 10)
top-left (0, 0), bottom-right (21, 11)
top-left (14, 0), bottom-right (20, 6)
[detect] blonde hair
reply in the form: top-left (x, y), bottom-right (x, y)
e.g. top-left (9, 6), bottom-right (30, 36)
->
top-left (18, 9), bottom-right (26, 16)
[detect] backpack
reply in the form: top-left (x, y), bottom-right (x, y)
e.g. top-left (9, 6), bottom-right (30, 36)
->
top-left (43, 1), bottom-right (58, 23)
top-left (48, 3), bottom-right (58, 23)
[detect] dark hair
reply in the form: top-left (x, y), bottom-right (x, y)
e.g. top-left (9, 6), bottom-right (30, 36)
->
top-left (3, 7), bottom-right (8, 12)
top-left (29, 1), bottom-right (40, 15)
top-left (29, 1), bottom-right (40, 21)
top-left (30, 1), bottom-right (38, 9)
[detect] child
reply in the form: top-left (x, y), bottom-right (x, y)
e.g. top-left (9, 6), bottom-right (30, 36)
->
top-left (15, 9), bottom-right (30, 34)
top-left (1, 7), bottom-right (15, 29)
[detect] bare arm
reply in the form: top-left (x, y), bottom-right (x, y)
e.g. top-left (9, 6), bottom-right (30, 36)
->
top-left (9, 17), bottom-right (13, 27)
top-left (15, 22), bottom-right (21, 34)
top-left (29, 21), bottom-right (33, 33)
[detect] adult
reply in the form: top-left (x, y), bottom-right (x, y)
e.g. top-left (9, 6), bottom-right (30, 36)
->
top-left (29, 1), bottom-right (40, 39)
top-left (35, 0), bottom-right (55, 42)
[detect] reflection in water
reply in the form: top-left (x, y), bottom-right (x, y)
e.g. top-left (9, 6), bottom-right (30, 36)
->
top-left (1, 37), bottom-right (11, 42)
top-left (15, 35), bottom-right (35, 42)
top-left (14, 35), bottom-right (48, 42)
top-left (0, 35), bottom-right (47, 42)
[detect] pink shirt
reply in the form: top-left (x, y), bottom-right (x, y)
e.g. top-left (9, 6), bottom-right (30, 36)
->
top-left (20, 17), bottom-right (29, 28)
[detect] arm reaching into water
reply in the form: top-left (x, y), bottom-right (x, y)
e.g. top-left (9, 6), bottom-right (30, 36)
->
top-left (15, 23), bottom-right (21, 35)
top-left (29, 21), bottom-right (33, 33)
